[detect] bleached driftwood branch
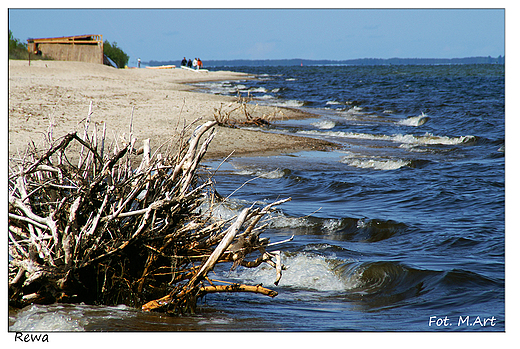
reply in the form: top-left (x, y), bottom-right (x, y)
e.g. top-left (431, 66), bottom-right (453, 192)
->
top-left (9, 106), bottom-right (292, 314)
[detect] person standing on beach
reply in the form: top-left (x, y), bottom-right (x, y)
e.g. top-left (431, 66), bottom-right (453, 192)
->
top-left (193, 58), bottom-right (198, 70)
top-left (187, 59), bottom-right (192, 68)
top-left (181, 57), bottom-right (187, 66)
top-left (198, 58), bottom-right (202, 69)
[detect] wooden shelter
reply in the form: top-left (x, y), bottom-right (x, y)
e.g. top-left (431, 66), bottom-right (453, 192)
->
top-left (27, 34), bottom-right (104, 64)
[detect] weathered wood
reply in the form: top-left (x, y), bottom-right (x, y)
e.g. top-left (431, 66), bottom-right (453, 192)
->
top-left (199, 284), bottom-right (278, 297)
top-left (212, 93), bottom-right (284, 128)
top-left (9, 111), bottom-right (292, 314)
top-left (188, 206), bottom-right (250, 289)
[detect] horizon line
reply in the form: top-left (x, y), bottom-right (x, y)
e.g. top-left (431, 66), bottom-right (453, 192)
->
top-left (145, 55), bottom-right (504, 62)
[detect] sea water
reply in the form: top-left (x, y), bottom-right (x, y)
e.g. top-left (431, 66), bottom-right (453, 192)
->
top-left (9, 64), bottom-right (504, 332)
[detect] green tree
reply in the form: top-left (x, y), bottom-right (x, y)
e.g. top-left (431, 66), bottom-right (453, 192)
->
top-left (9, 30), bottom-right (28, 59)
top-left (103, 40), bottom-right (129, 68)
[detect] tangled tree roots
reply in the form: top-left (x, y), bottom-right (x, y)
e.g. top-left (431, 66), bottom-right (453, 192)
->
top-left (8, 117), bottom-right (291, 314)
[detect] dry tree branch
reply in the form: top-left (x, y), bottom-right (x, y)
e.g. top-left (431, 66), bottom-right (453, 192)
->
top-left (9, 105), bottom-right (293, 314)
top-left (212, 93), bottom-right (281, 128)
top-left (199, 284), bottom-right (278, 297)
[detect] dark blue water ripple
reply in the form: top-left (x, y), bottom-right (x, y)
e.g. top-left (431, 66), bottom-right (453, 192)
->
top-left (196, 64), bottom-right (504, 331)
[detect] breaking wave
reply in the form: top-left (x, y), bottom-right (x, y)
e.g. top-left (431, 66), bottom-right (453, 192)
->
top-left (311, 120), bottom-right (336, 129)
top-left (9, 304), bottom-right (138, 331)
top-left (398, 113), bottom-right (430, 127)
top-left (341, 156), bottom-right (411, 170)
top-left (296, 129), bottom-right (476, 146)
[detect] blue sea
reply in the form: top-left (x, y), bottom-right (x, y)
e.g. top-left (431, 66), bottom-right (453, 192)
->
top-left (9, 64), bottom-right (505, 333)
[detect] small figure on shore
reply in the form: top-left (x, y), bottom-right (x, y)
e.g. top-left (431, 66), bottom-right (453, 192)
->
top-left (138, 58), bottom-right (141, 68)
top-left (193, 58), bottom-right (198, 70)
top-left (198, 58), bottom-right (202, 70)
top-left (181, 57), bottom-right (187, 66)
top-left (187, 59), bottom-right (192, 68)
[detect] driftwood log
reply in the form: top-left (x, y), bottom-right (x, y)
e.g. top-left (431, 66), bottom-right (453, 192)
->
top-left (8, 113), bottom-right (291, 314)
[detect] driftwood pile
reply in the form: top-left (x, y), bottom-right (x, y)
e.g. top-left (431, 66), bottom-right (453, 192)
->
top-left (8, 115), bottom-right (290, 314)
top-left (213, 93), bottom-right (284, 128)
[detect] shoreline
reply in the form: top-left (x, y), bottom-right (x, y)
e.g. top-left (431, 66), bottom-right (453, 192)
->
top-left (8, 60), bottom-right (335, 160)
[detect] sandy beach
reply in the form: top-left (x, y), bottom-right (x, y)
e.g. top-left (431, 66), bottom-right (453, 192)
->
top-left (8, 60), bottom-right (333, 160)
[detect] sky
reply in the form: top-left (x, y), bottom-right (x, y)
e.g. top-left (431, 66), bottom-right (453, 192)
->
top-left (8, 7), bottom-right (505, 67)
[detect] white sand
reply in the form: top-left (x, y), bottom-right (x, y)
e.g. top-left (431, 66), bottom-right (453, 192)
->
top-left (8, 60), bottom-right (333, 160)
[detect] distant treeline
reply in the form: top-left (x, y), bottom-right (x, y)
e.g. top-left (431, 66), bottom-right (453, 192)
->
top-left (146, 56), bottom-right (504, 67)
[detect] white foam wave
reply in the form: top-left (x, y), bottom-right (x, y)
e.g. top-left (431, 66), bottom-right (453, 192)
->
top-left (285, 78), bottom-right (297, 81)
top-left (231, 252), bottom-right (347, 291)
top-left (193, 81), bottom-right (273, 97)
top-left (10, 304), bottom-right (86, 331)
top-left (193, 80), bottom-right (249, 96)
top-left (398, 113), bottom-right (429, 127)
top-left (235, 168), bottom-right (286, 179)
top-left (322, 218), bottom-right (343, 231)
top-left (256, 94), bottom-right (275, 100)
top-left (394, 133), bottom-right (476, 145)
top-left (296, 129), bottom-right (474, 146)
top-left (247, 87), bottom-right (268, 93)
top-left (399, 143), bottom-right (429, 152)
top-left (341, 106), bottom-right (365, 116)
top-left (271, 99), bottom-right (305, 107)
top-left (267, 214), bottom-right (312, 229)
top-left (9, 304), bottom-right (138, 331)
top-left (342, 156), bottom-right (410, 170)
top-left (311, 120), bottom-right (336, 129)
top-left (262, 169), bottom-right (286, 179)
top-left (356, 219), bottom-right (368, 229)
